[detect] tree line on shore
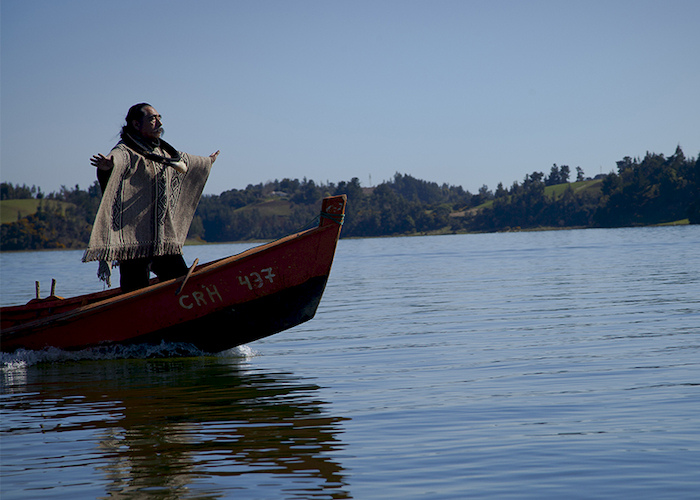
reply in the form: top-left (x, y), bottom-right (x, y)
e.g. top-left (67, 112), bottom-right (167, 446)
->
top-left (1, 146), bottom-right (698, 251)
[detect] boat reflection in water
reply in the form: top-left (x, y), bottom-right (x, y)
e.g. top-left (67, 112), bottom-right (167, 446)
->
top-left (1, 349), bottom-right (350, 499)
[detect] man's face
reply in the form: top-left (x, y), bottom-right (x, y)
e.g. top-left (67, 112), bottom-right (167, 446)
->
top-left (133, 106), bottom-right (163, 140)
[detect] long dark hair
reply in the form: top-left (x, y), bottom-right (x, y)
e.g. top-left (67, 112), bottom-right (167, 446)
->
top-left (120, 103), bottom-right (152, 141)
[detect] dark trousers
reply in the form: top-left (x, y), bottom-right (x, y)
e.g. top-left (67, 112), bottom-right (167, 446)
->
top-left (119, 254), bottom-right (189, 292)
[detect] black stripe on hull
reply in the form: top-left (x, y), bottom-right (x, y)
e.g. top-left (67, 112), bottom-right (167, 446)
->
top-left (135, 276), bottom-right (330, 352)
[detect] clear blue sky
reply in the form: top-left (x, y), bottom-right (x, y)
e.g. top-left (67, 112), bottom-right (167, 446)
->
top-left (2, 0), bottom-right (698, 196)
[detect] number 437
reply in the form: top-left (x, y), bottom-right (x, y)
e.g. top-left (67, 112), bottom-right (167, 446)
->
top-left (238, 267), bottom-right (276, 290)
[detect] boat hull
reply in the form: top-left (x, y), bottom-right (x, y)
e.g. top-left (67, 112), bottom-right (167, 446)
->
top-left (1, 195), bottom-right (346, 353)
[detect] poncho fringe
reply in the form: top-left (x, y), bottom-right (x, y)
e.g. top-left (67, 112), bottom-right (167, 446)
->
top-left (82, 241), bottom-right (184, 263)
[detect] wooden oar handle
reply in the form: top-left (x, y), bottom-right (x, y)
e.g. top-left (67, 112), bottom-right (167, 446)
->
top-left (176, 258), bottom-right (199, 295)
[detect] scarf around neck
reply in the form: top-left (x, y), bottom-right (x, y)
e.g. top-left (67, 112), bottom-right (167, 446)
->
top-left (123, 133), bottom-right (188, 173)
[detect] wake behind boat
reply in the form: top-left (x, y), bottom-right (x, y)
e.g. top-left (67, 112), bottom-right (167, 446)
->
top-left (0, 195), bottom-right (346, 353)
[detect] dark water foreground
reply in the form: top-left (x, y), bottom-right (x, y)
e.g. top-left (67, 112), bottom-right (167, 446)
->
top-left (2, 350), bottom-right (349, 498)
top-left (2, 226), bottom-right (700, 499)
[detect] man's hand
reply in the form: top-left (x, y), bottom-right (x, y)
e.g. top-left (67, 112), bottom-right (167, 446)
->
top-left (210, 150), bottom-right (220, 164)
top-left (90, 154), bottom-right (114, 171)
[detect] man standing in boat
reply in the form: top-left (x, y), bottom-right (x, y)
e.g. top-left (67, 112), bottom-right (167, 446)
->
top-left (83, 103), bottom-right (219, 292)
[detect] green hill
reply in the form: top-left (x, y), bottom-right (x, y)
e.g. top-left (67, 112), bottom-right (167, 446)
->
top-left (2, 145), bottom-right (697, 249)
top-left (467, 179), bottom-right (603, 212)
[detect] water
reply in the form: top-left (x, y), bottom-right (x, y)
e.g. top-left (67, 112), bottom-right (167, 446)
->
top-left (2, 226), bottom-right (699, 499)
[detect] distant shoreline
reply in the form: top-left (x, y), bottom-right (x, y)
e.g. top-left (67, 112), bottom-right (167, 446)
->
top-left (1, 219), bottom-right (691, 255)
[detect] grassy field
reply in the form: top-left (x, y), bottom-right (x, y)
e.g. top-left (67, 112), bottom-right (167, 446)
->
top-left (0, 199), bottom-right (74, 224)
top-left (545, 178), bottom-right (603, 198)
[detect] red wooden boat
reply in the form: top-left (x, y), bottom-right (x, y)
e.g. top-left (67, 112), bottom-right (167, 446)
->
top-left (0, 195), bottom-right (346, 353)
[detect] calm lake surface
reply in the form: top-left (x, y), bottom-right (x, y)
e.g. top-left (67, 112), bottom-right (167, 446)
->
top-left (2, 226), bottom-right (699, 499)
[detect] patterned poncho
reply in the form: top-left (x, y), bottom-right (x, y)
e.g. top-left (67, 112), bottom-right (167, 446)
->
top-left (82, 139), bottom-right (212, 284)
